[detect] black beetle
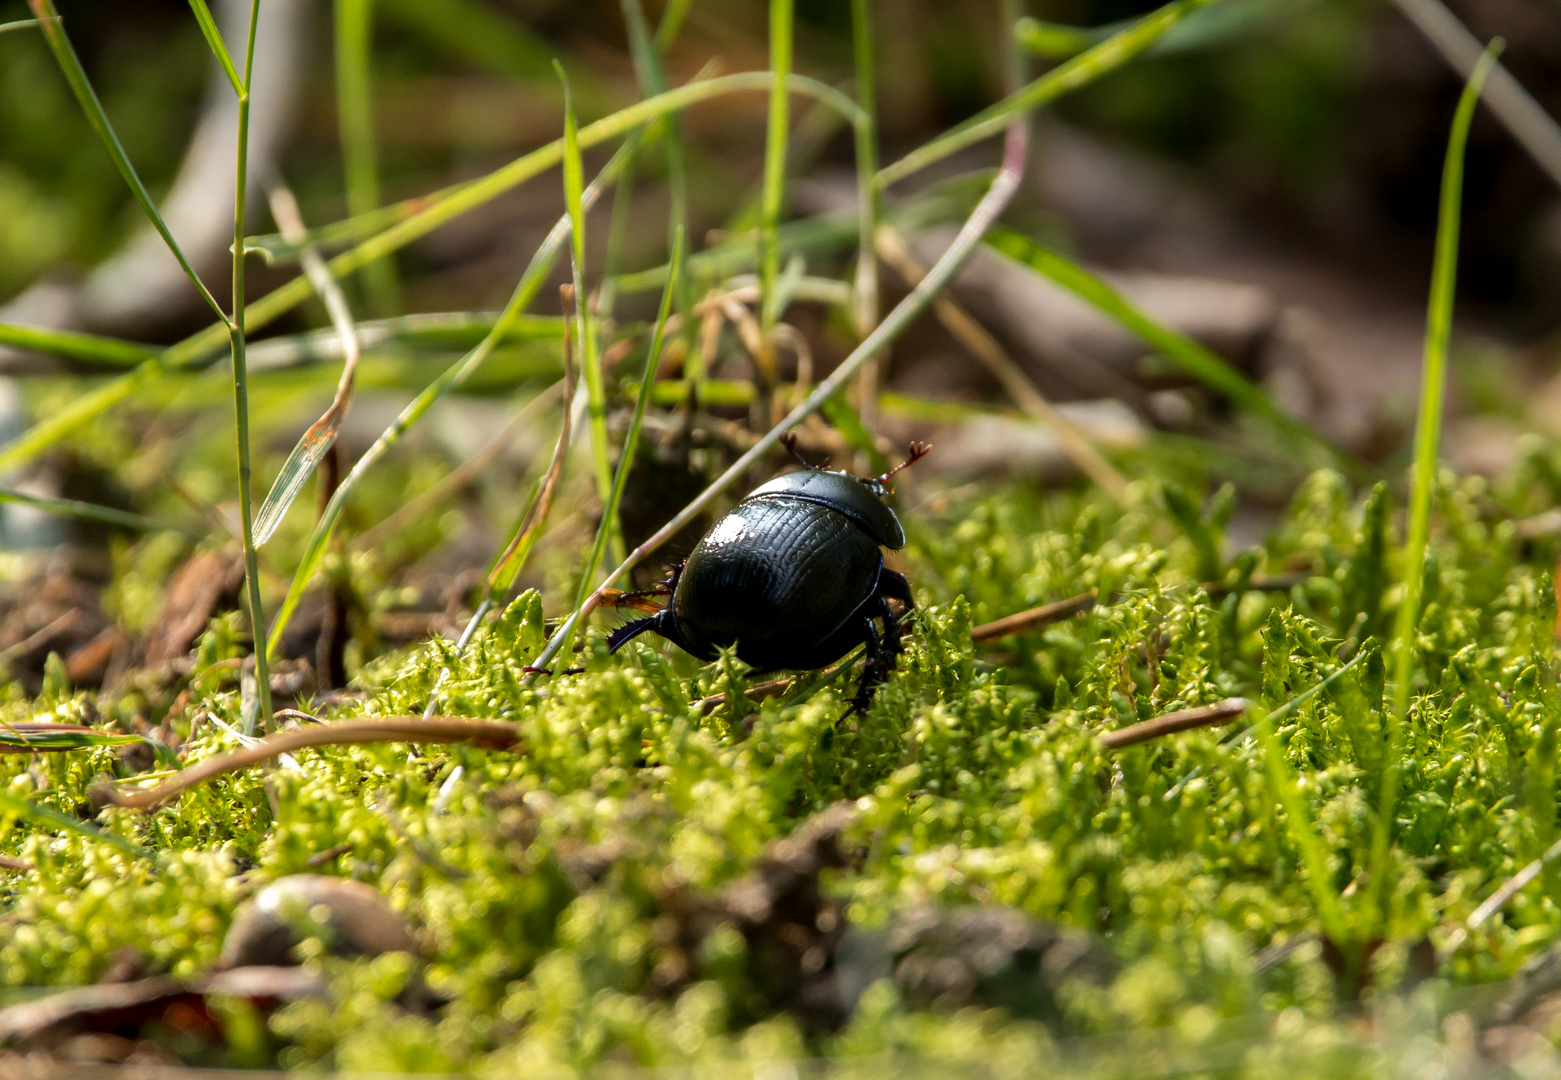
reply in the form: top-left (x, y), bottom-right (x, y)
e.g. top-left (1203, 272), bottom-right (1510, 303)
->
top-left (607, 440), bottom-right (929, 712)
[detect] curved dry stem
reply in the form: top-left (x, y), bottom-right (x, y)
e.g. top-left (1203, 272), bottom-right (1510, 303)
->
top-left (110, 717), bottom-right (524, 811)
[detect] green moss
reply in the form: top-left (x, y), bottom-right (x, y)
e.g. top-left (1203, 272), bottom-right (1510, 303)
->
top-left (4, 464), bottom-right (1561, 1072)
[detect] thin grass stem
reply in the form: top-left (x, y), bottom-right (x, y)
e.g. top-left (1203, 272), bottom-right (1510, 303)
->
top-left (759, 0), bottom-right (793, 337)
top-left (232, 0), bottom-right (272, 729)
top-left (558, 63), bottom-right (621, 564)
top-left (570, 228), bottom-right (684, 626)
top-left (1370, 41), bottom-right (1502, 938)
top-left (850, 0), bottom-right (880, 435)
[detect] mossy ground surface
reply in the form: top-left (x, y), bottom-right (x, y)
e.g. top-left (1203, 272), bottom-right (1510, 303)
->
top-left (5, 448), bottom-right (1561, 1076)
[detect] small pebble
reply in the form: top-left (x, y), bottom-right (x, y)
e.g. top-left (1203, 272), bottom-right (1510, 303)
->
top-left (221, 874), bottom-right (417, 968)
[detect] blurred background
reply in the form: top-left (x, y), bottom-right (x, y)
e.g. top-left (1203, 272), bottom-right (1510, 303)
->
top-left (0, 0), bottom-right (1555, 691)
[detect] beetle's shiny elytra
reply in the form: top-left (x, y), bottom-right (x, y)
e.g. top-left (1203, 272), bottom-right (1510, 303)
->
top-left (607, 442), bottom-right (928, 712)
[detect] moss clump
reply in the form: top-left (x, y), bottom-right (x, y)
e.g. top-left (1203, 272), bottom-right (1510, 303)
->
top-left (5, 459), bottom-right (1561, 1074)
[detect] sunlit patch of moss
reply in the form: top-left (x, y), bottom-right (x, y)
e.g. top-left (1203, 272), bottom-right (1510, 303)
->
top-left (3, 468), bottom-right (1561, 1069)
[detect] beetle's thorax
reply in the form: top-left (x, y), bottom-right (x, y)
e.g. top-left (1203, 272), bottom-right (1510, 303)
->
top-left (740, 468), bottom-right (905, 549)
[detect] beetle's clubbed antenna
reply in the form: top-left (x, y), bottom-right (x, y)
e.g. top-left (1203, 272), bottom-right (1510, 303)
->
top-left (872, 441), bottom-right (932, 492)
top-left (782, 432), bottom-right (827, 471)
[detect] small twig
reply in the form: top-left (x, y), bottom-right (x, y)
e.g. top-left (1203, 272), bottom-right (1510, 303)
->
top-left (693, 675), bottom-right (798, 716)
top-left (304, 841), bottom-right (352, 868)
top-left (971, 592), bottom-right (1097, 643)
top-left (0, 853), bottom-right (32, 872)
top-left (108, 717), bottom-right (523, 811)
top-left (968, 574), bottom-right (1307, 644)
top-left (1439, 834), bottom-right (1561, 959)
top-left (1098, 697), bottom-right (1249, 750)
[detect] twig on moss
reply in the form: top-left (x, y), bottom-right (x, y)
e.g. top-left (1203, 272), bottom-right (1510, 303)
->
top-left (1098, 698), bottom-right (1249, 750)
top-left (108, 718), bottom-right (524, 811)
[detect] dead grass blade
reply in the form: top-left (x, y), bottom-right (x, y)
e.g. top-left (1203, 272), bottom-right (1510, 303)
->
top-left (252, 185), bottom-right (364, 546)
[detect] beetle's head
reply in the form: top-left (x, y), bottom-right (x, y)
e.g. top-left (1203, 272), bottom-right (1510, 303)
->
top-left (780, 434), bottom-right (931, 498)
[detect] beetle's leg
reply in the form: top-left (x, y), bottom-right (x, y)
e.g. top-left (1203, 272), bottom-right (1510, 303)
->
top-left (849, 598), bottom-right (900, 715)
top-left (607, 609), bottom-right (673, 653)
top-left (878, 568), bottom-right (913, 611)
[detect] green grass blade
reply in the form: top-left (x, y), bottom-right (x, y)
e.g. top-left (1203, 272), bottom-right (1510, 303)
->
top-left (26, 0), bottom-right (229, 325)
top-left (760, 0), bottom-right (794, 333)
top-left (850, 0), bottom-right (879, 343)
top-left (0, 487), bottom-right (196, 535)
top-left (0, 787), bottom-right (152, 860)
top-left (0, 73), bottom-right (865, 479)
top-left (0, 723), bottom-right (142, 752)
top-left (557, 62), bottom-right (620, 564)
top-left (183, 0), bottom-right (244, 94)
top-left (986, 226), bottom-right (1355, 471)
top-left (0, 324), bottom-right (157, 367)
top-left (0, 18), bottom-right (42, 35)
top-left (1371, 40), bottom-right (1502, 938)
top-left (336, 0), bottom-right (398, 313)
top-left (877, 0), bottom-right (1222, 189)
top-left (263, 144), bottom-right (638, 656)
top-left (233, 0), bottom-right (273, 731)
top-left (620, 0), bottom-right (690, 338)
top-left (1253, 703), bottom-right (1349, 944)
top-left (572, 228), bottom-right (685, 615)
top-left (1015, 0), bottom-right (1299, 61)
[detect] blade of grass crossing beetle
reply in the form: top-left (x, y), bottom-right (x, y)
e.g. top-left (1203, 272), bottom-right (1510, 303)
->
top-left (263, 143), bottom-right (639, 657)
top-left (572, 229), bottom-right (685, 616)
top-left (557, 62), bottom-right (621, 563)
top-left (0, 788), bottom-right (152, 860)
top-left (820, 394), bottom-right (889, 475)
top-left (0, 324), bottom-right (157, 367)
top-left (26, 0), bottom-right (228, 324)
top-left (1370, 42), bottom-right (1502, 939)
top-left (985, 226), bottom-right (1356, 471)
